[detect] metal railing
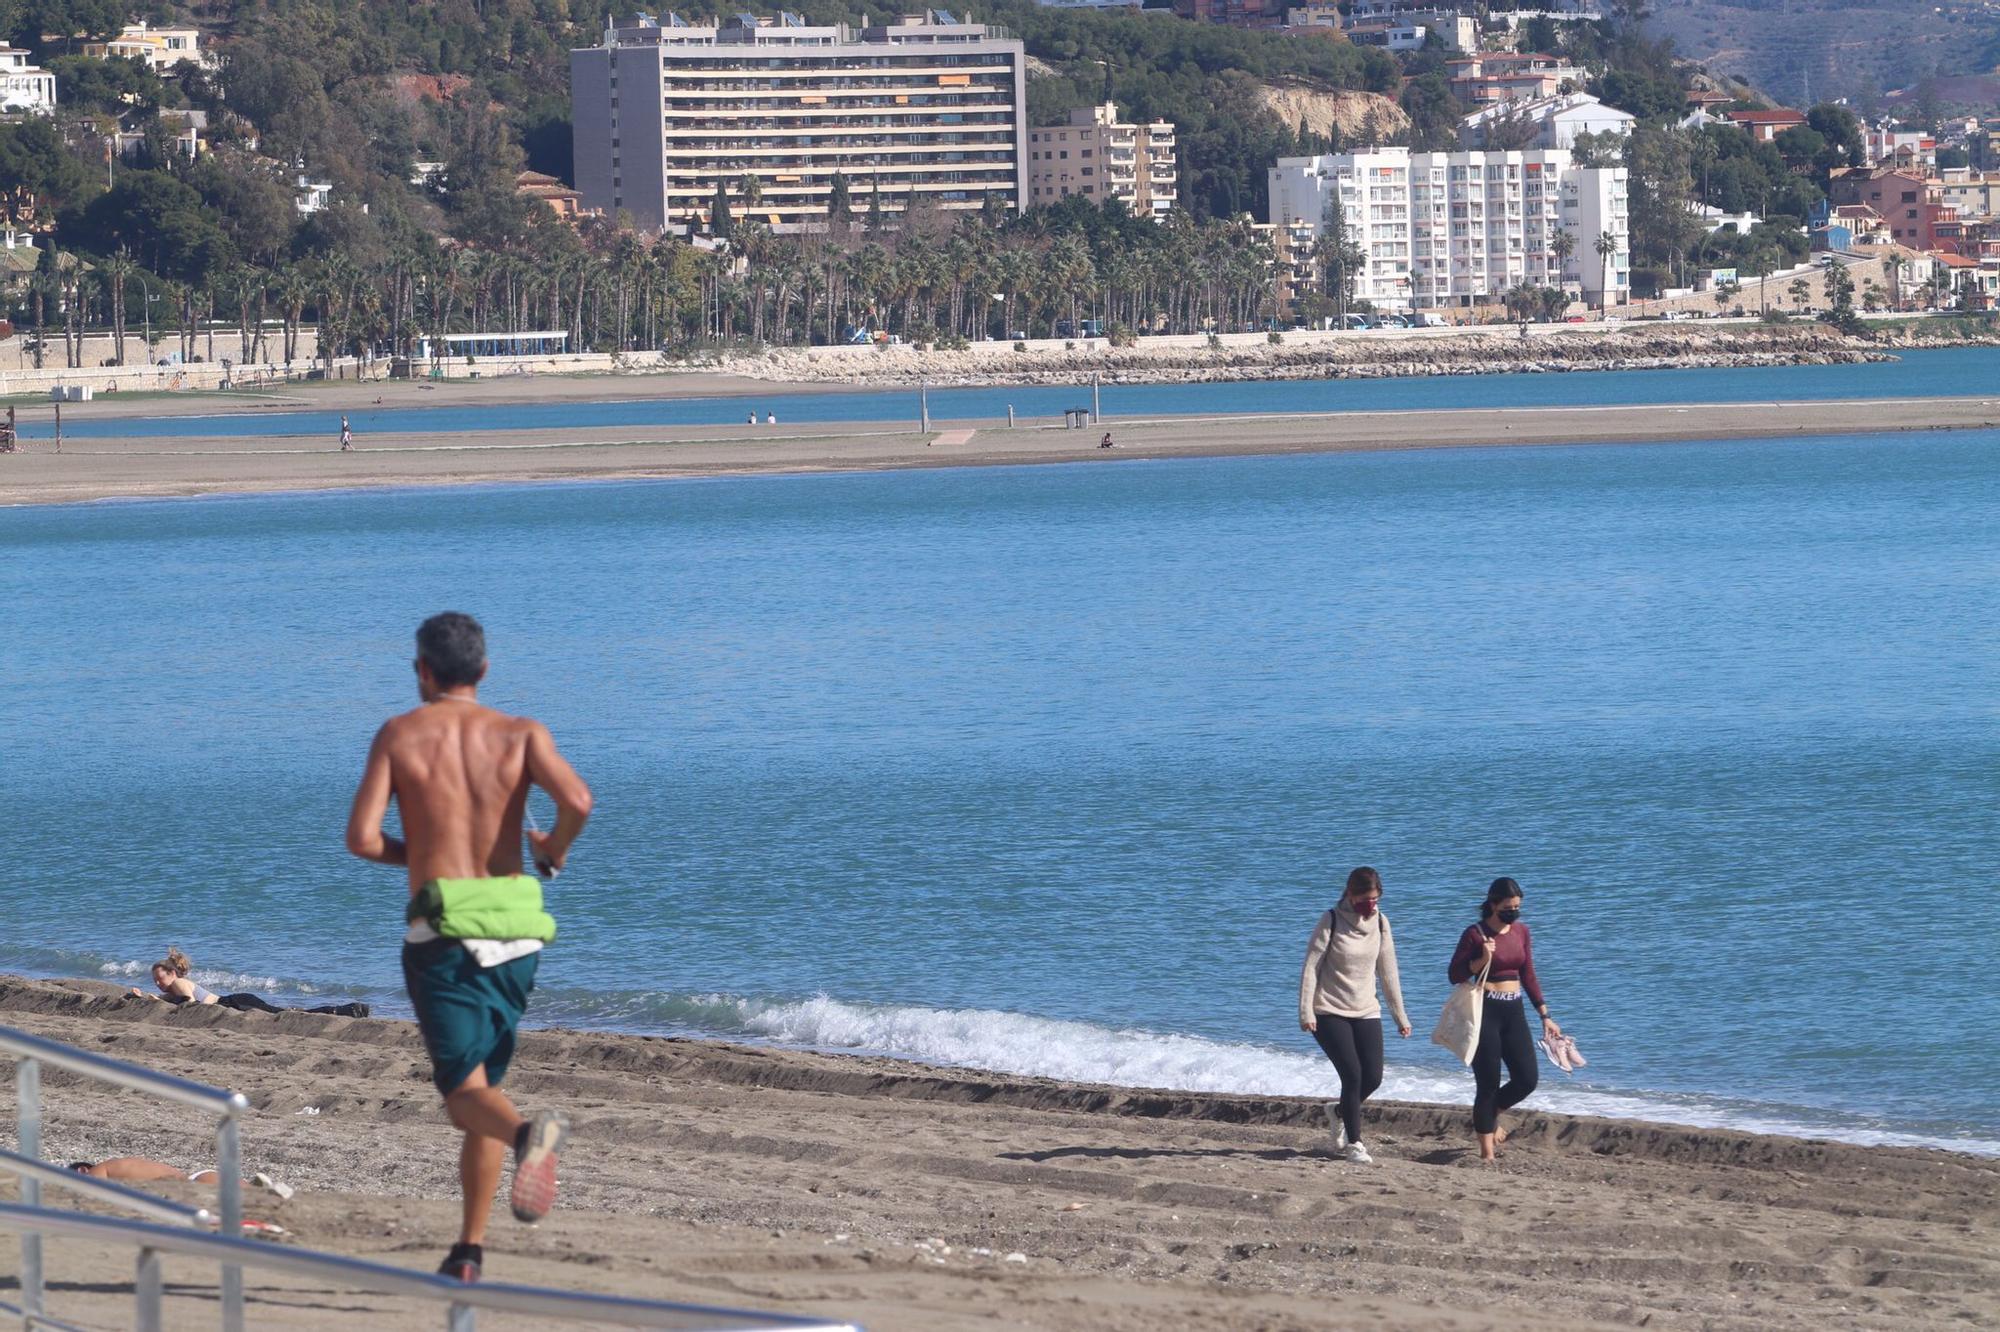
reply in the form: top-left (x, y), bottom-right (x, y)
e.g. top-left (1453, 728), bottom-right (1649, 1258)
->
top-left (0, 1204), bottom-right (860, 1332)
top-left (0, 1023), bottom-right (862, 1331)
top-left (1, 1023), bottom-right (249, 1331)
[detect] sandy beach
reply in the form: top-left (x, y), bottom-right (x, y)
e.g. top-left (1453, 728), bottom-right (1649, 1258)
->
top-left (5, 391), bottom-right (2000, 507)
top-left (0, 976), bottom-right (1994, 1331)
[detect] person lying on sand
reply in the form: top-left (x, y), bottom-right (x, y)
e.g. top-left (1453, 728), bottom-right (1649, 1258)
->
top-left (346, 610), bottom-right (593, 1284)
top-left (68, 1157), bottom-right (296, 1199)
top-left (127, 947), bottom-right (369, 1018)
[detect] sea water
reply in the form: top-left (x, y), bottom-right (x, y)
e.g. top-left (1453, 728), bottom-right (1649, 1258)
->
top-left (18, 345), bottom-right (2000, 440)
top-left (3, 429), bottom-right (1996, 1153)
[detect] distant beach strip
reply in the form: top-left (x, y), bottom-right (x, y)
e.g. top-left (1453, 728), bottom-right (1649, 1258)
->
top-left (6, 395), bottom-right (1999, 507)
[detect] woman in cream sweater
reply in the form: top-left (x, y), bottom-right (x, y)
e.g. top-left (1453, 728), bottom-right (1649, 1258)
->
top-left (1299, 866), bottom-right (1412, 1164)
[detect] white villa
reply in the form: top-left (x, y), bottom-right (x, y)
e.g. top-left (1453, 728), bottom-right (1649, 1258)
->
top-left (0, 45), bottom-right (56, 116)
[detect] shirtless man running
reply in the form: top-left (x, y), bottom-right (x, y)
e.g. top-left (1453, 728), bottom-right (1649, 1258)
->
top-left (346, 611), bottom-right (594, 1282)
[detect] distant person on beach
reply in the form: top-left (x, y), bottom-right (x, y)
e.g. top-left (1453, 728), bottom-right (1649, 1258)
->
top-left (1099, 432), bottom-right (1115, 449)
top-left (1449, 877), bottom-right (1562, 1162)
top-left (68, 1157), bottom-right (295, 1199)
top-left (340, 415), bottom-right (352, 451)
top-left (766, 411), bottom-right (777, 424)
top-left (346, 610), bottom-right (593, 1283)
top-left (1299, 867), bottom-right (1411, 1164)
top-left (127, 947), bottom-right (369, 1017)
top-left (747, 411), bottom-right (757, 424)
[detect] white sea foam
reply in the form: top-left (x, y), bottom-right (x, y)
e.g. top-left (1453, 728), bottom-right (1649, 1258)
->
top-left (98, 959), bottom-right (313, 995)
top-left (666, 992), bottom-right (2000, 1157)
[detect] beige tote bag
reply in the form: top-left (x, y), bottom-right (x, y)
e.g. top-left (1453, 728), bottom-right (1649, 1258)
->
top-left (1430, 953), bottom-right (1493, 1066)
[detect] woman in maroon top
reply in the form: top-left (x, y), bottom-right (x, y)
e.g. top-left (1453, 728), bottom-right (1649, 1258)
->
top-left (1449, 877), bottom-right (1563, 1161)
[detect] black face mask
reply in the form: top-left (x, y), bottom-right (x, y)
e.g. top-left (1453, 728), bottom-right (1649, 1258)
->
top-left (1496, 908), bottom-right (1521, 924)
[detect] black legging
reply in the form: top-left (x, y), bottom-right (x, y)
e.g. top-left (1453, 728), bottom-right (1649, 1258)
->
top-left (1311, 1014), bottom-right (1384, 1144)
top-left (1471, 997), bottom-right (1539, 1133)
top-left (217, 992), bottom-right (369, 1018)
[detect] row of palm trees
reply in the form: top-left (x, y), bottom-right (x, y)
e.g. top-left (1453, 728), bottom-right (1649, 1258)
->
top-left (12, 213), bottom-right (1638, 368)
top-left (10, 211), bottom-right (1304, 369)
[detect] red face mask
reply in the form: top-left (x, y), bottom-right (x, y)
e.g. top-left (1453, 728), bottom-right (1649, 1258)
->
top-left (1352, 898), bottom-right (1379, 918)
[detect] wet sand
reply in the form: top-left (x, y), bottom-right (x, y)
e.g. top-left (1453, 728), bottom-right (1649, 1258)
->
top-left (4, 396), bottom-right (1999, 507)
top-left (0, 977), bottom-right (1994, 1330)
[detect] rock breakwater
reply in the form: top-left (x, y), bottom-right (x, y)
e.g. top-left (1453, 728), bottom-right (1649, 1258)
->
top-left (729, 325), bottom-right (1899, 390)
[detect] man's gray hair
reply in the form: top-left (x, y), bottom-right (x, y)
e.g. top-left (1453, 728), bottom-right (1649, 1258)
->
top-left (416, 612), bottom-right (486, 687)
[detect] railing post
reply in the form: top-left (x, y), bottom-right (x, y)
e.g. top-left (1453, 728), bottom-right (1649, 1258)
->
top-left (16, 1058), bottom-right (42, 1322)
top-left (134, 1245), bottom-right (162, 1332)
top-left (448, 1301), bottom-right (476, 1331)
top-left (216, 1112), bottom-right (244, 1332)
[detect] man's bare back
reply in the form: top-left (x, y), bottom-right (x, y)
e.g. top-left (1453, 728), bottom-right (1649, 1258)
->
top-left (352, 700), bottom-right (575, 892)
top-left (345, 613), bottom-right (590, 892)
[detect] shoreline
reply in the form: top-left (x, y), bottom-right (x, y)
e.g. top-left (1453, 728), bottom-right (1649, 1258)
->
top-left (13, 965), bottom-right (1986, 1158)
top-left (6, 395), bottom-right (1999, 508)
top-left (7, 324), bottom-right (1995, 421)
top-left (2, 975), bottom-right (1996, 1330)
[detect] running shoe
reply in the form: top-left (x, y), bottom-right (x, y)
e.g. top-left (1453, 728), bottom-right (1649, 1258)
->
top-left (438, 1243), bottom-right (481, 1283)
top-left (1344, 1141), bottom-right (1375, 1165)
top-left (509, 1110), bottom-right (568, 1224)
top-left (1323, 1102), bottom-right (1346, 1152)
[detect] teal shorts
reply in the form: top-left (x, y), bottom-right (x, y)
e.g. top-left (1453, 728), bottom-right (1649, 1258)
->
top-left (402, 940), bottom-right (539, 1097)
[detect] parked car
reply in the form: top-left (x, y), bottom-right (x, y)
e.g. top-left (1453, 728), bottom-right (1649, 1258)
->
top-left (1409, 313), bottom-right (1449, 328)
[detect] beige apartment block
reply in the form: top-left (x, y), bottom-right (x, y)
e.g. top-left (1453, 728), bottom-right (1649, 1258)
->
top-left (1027, 102), bottom-right (1176, 218)
top-left (572, 10), bottom-right (1027, 234)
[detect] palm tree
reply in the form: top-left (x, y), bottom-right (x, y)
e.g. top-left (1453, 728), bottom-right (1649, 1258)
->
top-left (274, 264), bottom-right (311, 365)
top-left (1881, 252), bottom-right (1904, 312)
top-left (1549, 226), bottom-right (1576, 294)
top-left (1594, 230), bottom-right (1619, 316)
top-left (102, 249), bottom-right (135, 365)
top-left (58, 251), bottom-right (84, 369)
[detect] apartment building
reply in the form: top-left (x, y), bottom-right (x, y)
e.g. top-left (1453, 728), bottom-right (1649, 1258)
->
top-left (1269, 217), bottom-right (1319, 315)
top-left (1460, 92), bottom-right (1634, 151)
top-left (1027, 102), bottom-right (1176, 217)
top-left (1829, 166), bottom-right (1963, 252)
top-left (0, 45), bottom-right (55, 116)
top-left (1861, 125), bottom-right (1935, 172)
top-left (1268, 146), bottom-right (1630, 309)
top-left (1317, 4), bottom-right (1476, 52)
top-left (573, 10), bottom-right (1027, 234)
top-left (1938, 170), bottom-right (2000, 223)
top-left (1445, 52), bottom-right (1586, 107)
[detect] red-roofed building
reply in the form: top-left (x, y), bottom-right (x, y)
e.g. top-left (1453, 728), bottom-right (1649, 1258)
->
top-left (1726, 108), bottom-right (1807, 142)
top-left (516, 171), bottom-right (598, 225)
top-left (1829, 166), bottom-right (1963, 253)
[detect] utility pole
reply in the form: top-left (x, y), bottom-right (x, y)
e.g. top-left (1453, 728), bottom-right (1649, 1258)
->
top-left (919, 381), bottom-right (930, 433)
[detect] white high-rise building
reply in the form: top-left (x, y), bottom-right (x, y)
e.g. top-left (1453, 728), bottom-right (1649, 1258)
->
top-left (573, 10), bottom-right (1028, 234)
top-left (1268, 146), bottom-right (1629, 310)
